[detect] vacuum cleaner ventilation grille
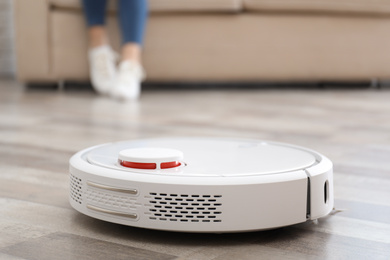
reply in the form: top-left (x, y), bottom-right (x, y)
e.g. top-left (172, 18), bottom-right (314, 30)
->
top-left (70, 174), bottom-right (83, 204)
top-left (85, 188), bottom-right (141, 210)
top-left (146, 193), bottom-right (223, 223)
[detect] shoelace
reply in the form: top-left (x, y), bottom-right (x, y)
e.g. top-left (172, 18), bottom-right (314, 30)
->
top-left (119, 61), bottom-right (145, 81)
top-left (94, 52), bottom-right (116, 78)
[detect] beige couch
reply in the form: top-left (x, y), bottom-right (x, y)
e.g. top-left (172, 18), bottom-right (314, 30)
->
top-left (14, 0), bottom-right (390, 83)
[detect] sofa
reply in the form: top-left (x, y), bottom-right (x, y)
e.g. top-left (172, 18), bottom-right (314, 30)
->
top-left (14, 0), bottom-right (390, 84)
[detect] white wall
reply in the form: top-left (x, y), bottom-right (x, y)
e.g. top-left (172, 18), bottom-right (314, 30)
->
top-left (0, 0), bottom-right (15, 78)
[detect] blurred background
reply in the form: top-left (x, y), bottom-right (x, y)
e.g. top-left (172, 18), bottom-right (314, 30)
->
top-left (7, 0), bottom-right (390, 85)
top-left (0, 0), bottom-right (15, 78)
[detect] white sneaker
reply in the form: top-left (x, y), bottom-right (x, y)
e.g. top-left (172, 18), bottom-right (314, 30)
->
top-left (110, 60), bottom-right (146, 101)
top-left (88, 45), bottom-right (118, 95)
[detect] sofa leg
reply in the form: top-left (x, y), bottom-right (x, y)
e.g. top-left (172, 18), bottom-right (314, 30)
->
top-left (369, 78), bottom-right (380, 89)
top-left (58, 80), bottom-right (65, 91)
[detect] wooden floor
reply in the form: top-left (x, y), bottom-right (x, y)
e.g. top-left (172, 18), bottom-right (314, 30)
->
top-left (0, 79), bottom-right (389, 259)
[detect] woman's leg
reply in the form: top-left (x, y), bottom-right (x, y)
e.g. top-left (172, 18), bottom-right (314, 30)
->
top-left (110, 0), bottom-right (148, 101)
top-left (82, 0), bottom-right (109, 47)
top-left (118, 0), bottom-right (148, 63)
top-left (82, 0), bottom-right (117, 95)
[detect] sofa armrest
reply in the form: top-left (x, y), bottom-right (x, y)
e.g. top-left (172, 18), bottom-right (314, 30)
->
top-left (14, 0), bottom-right (53, 82)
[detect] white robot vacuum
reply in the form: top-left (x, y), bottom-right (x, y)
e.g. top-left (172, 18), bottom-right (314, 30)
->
top-left (69, 137), bottom-right (333, 233)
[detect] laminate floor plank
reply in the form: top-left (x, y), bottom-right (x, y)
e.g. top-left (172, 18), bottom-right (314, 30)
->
top-left (296, 215), bottom-right (390, 244)
top-left (0, 220), bottom-right (52, 248)
top-left (1, 233), bottom-right (176, 260)
top-left (0, 253), bottom-right (27, 260)
top-left (252, 227), bottom-right (390, 259)
top-left (0, 179), bottom-right (69, 209)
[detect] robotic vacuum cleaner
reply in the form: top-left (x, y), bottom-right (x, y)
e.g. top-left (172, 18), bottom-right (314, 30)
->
top-left (69, 137), bottom-right (333, 233)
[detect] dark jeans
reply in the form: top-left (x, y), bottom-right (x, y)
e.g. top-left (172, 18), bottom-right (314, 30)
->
top-left (82, 0), bottom-right (148, 45)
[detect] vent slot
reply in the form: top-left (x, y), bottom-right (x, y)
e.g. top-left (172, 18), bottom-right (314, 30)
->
top-left (85, 188), bottom-right (141, 210)
top-left (70, 174), bottom-right (83, 204)
top-left (146, 193), bottom-right (223, 223)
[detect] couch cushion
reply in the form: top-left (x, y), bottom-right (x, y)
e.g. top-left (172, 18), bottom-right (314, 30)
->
top-left (244, 0), bottom-right (390, 15)
top-left (50, 0), bottom-right (242, 13)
